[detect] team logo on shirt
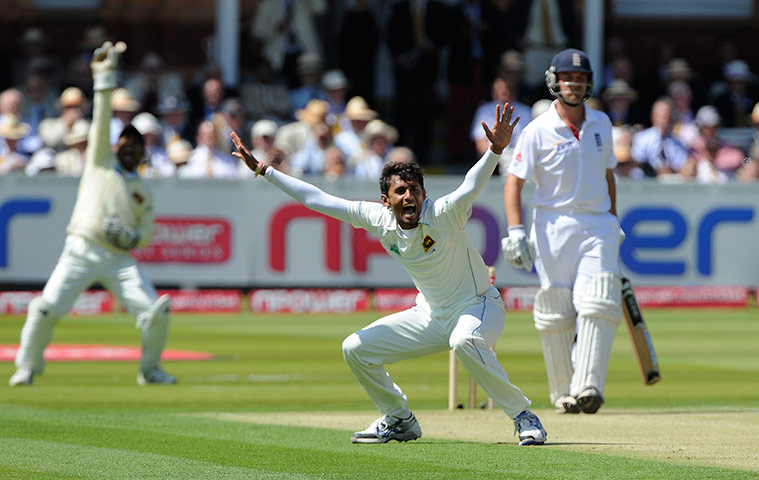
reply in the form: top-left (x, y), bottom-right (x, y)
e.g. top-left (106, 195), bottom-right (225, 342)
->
top-left (390, 244), bottom-right (400, 255)
top-left (514, 152), bottom-right (522, 163)
top-left (133, 192), bottom-right (144, 204)
top-left (595, 133), bottom-right (602, 150)
top-left (422, 235), bottom-right (436, 253)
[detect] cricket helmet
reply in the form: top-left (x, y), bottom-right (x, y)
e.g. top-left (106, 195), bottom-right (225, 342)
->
top-left (545, 48), bottom-right (593, 104)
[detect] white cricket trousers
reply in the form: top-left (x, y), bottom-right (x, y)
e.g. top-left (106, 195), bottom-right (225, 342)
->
top-left (342, 286), bottom-right (531, 419)
top-left (532, 209), bottom-right (621, 304)
top-left (15, 234), bottom-right (162, 373)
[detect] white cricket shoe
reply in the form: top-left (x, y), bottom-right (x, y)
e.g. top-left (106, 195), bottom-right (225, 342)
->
top-left (9, 366), bottom-right (34, 387)
top-left (554, 394), bottom-right (581, 414)
top-left (351, 413), bottom-right (422, 444)
top-left (514, 410), bottom-right (547, 446)
top-left (137, 366), bottom-right (177, 385)
top-left (576, 386), bottom-right (604, 414)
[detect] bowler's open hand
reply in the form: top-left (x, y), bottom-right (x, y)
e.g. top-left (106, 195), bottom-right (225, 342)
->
top-left (481, 103), bottom-right (520, 155)
top-left (231, 132), bottom-right (261, 173)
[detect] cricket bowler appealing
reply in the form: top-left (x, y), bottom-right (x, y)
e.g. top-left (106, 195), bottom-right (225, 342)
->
top-left (233, 104), bottom-right (547, 446)
top-left (502, 48), bottom-right (623, 414)
top-left (9, 42), bottom-right (176, 387)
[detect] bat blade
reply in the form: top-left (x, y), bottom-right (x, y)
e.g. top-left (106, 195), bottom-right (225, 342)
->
top-left (621, 277), bottom-right (661, 385)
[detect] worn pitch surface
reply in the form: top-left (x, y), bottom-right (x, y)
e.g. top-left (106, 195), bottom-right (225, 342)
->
top-left (197, 408), bottom-right (759, 472)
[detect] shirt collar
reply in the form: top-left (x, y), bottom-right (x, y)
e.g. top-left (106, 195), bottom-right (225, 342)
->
top-left (115, 161), bottom-right (140, 178)
top-left (547, 101), bottom-right (596, 131)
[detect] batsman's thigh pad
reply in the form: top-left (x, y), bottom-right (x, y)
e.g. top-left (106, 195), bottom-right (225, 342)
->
top-left (572, 273), bottom-right (623, 396)
top-left (533, 287), bottom-right (576, 404)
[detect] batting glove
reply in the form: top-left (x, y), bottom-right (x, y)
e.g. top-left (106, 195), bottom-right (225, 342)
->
top-left (104, 215), bottom-right (140, 250)
top-left (91, 41), bottom-right (126, 91)
top-left (501, 225), bottom-right (536, 272)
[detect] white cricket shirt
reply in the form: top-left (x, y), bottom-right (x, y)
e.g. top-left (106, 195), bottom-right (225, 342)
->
top-left (264, 150), bottom-right (502, 318)
top-left (508, 101), bottom-right (616, 214)
top-left (66, 89), bottom-right (155, 253)
top-left (347, 196), bottom-right (490, 317)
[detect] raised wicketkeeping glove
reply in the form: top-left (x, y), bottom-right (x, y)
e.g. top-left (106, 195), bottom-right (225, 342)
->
top-left (91, 41), bottom-right (126, 91)
top-left (104, 215), bottom-right (140, 250)
top-left (501, 225), bottom-right (536, 272)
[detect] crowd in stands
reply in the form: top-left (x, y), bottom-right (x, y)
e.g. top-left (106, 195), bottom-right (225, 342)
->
top-left (2, 2), bottom-right (759, 183)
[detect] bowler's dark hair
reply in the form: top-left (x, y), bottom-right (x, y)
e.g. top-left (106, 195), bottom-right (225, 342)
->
top-left (379, 161), bottom-right (425, 196)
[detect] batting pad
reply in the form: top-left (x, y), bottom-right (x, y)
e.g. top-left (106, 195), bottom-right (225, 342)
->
top-left (139, 294), bottom-right (172, 371)
top-left (533, 287), bottom-right (576, 404)
top-left (15, 296), bottom-right (60, 373)
top-left (572, 273), bottom-right (623, 396)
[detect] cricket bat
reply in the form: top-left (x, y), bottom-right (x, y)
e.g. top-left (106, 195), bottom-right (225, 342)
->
top-left (621, 277), bottom-right (661, 385)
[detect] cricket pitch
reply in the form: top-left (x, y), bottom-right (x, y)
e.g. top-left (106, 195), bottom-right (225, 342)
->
top-left (197, 408), bottom-right (759, 472)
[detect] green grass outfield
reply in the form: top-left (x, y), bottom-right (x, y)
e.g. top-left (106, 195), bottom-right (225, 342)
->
top-left (1, 308), bottom-right (757, 479)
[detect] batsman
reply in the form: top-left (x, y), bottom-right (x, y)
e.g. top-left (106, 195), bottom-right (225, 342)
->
top-left (233, 104), bottom-right (547, 446)
top-left (502, 48), bottom-right (623, 414)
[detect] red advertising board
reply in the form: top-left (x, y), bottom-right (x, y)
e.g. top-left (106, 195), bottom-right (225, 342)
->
top-left (249, 289), bottom-right (369, 313)
top-left (157, 289), bottom-right (242, 312)
top-left (0, 291), bottom-right (113, 315)
top-left (132, 217), bottom-right (231, 263)
top-left (631, 285), bottom-right (748, 308)
top-left (372, 288), bottom-right (419, 311)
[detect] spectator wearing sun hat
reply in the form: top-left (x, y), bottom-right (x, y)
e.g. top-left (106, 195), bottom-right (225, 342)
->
top-left (52, 118), bottom-right (90, 177)
top-left (601, 79), bottom-right (643, 127)
top-left (38, 87), bottom-right (88, 153)
top-left (334, 96), bottom-right (378, 160)
top-left (349, 119), bottom-right (398, 180)
top-left (274, 98), bottom-right (329, 158)
top-left (109, 88), bottom-right (141, 145)
top-left (167, 139), bottom-right (193, 177)
top-left (0, 114), bottom-right (32, 175)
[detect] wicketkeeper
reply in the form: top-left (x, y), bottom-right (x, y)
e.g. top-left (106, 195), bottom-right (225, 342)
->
top-left (9, 41), bottom-right (176, 387)
top-left (233, 104), bottom-right (547, 446)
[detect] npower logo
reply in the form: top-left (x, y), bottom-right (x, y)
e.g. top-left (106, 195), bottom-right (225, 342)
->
top-left (132, 217), bottom-right (231, 263)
